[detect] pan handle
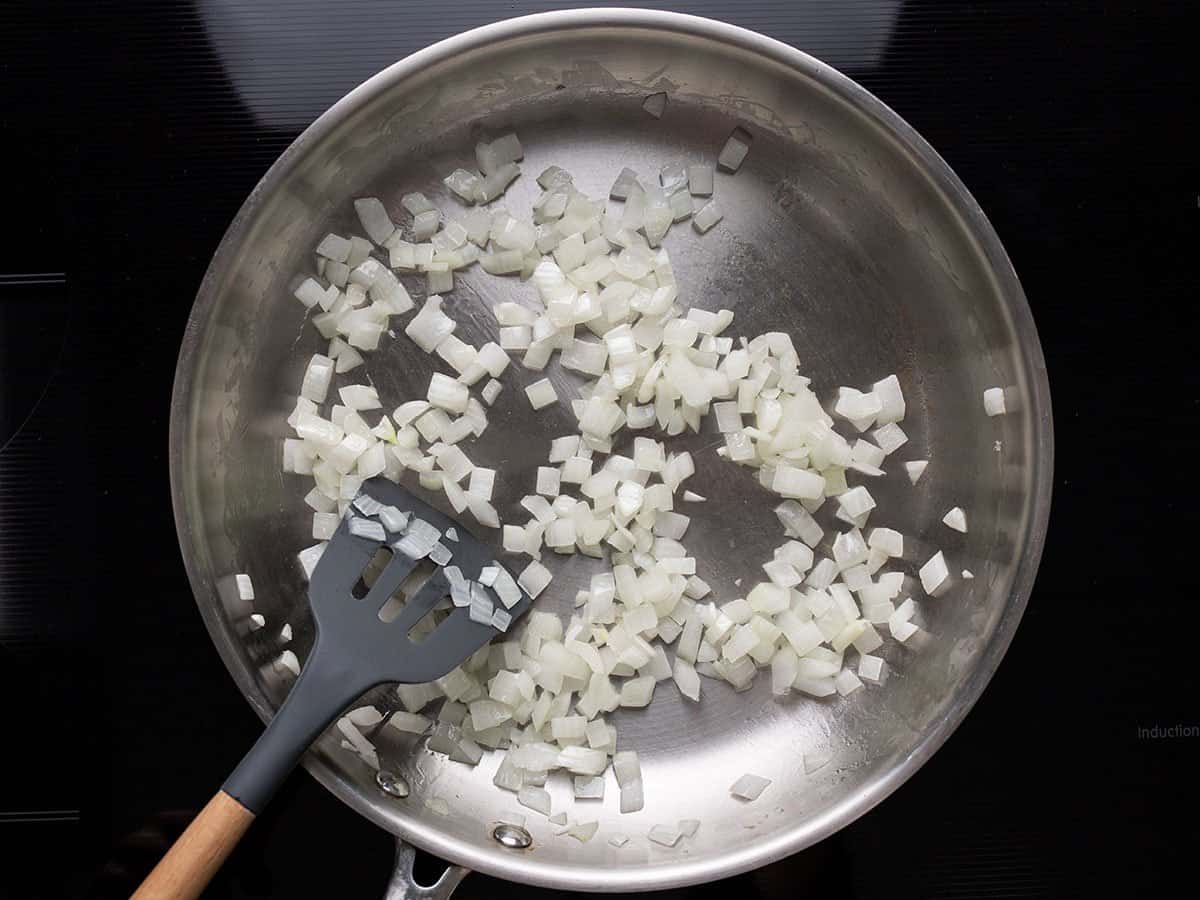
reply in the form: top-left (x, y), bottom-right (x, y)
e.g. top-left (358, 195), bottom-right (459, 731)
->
top-left (384, 838), bottom-right (470, 900)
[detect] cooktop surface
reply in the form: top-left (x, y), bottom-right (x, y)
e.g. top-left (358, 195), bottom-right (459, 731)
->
top-left (0, 2), bottom-right (1194, 898)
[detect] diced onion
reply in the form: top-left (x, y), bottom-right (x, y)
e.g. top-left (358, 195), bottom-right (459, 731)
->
top-left (525, 378), bottom-right (558, 410)
top-left (729, 773), bottom-right (770, 800)
top-left (918, 550), bottom-right (950, 596)
top-left (692, 201), bottom-right (723, 233)
top-left (642, 93), bottom-right (667, 118)
top-left (942, 506), bottom-right (967, 533)
top-left (648, 824), bottom-right (681, 847)
top-left (803, 751), bottom-right (831, 774)
top-left (278, 141), bottom-right (959, 834)
top-left (518, 786), bottom-right (552, 815)
top-left (858, 654), bottom-right (887, 684)
top-left (983, 387), bottom-right (1006, 416)
top-left (717, 127), bottom-right (753, 172)
top-left (687, 165), bottom-right (713, 197)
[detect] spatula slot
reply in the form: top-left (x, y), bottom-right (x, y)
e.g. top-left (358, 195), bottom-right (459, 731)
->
top-left (406, 599), bottom-right (451, 644)
top-left (378, 558), bottom-right (437, 623)
top-left (352, 545), bottom-right (394, 600)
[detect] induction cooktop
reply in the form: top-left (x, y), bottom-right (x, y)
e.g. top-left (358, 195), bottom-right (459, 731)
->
top-left (0, 2), bottom-right (1194, 898)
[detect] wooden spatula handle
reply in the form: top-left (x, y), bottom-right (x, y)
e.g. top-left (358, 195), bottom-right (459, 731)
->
top-left (130, 790), bottom-right (255, 900)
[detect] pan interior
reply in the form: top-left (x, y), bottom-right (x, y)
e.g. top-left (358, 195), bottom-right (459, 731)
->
top-left (173, 14), bottom-right (1049, 891)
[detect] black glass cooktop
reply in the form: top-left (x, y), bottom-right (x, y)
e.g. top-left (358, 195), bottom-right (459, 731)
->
top-left (1, 2), bottom-right (1195, 898)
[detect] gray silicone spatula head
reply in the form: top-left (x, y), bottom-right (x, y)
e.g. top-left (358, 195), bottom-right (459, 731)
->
top-left (309, 476), bottom-right (532, 684)
top-left (223, 476), bottom-right (531, 813)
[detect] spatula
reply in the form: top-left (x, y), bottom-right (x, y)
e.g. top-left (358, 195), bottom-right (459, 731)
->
top-left (132, 477), bottom-right (531, 900)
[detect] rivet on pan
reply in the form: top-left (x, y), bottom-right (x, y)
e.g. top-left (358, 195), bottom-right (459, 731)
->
top-left (375, 770), bottom-right (411, 798)
top-left (492, 823), bottom-right (532, 849)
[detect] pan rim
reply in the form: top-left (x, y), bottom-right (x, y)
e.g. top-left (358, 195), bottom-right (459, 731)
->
top-left (170, 7), bottom-right (1054, 891)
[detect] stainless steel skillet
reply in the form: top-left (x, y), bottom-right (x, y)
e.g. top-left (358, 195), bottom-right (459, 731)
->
top-left (169, 8), bottom-right (1053, 896)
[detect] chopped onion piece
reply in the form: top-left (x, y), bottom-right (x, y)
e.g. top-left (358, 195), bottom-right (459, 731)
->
top-left (536, 466), bottom-right (561, 497)
top-left (834, 668), bottom-right (864, 696)
top-left (537, 165), bottom-right (571, 190)
top-left (347, 705), bottom-right (383, 728)
top-left (444, 169), bottom-right (482, 203)
top-left (904, 460), bottom-right (928, 484)
top-left (613, 750), bottom-right (641, 787)
top-left (353, 198), bottom-right (396, 245)
top-left (890, 616), bottom-right (919, 642)
top-left (394, 518), bottom-right (441, 559)
top-left (502, 526), bottom-right (524, 553)
top-left (297, 543), bottom-right (327, 579)
top-left (687, 164), bottom-right (714, 197)
top-left (405, 296), bottom-right (456, 353)
top-left (644, 819), bottom-right (683, 846)
top-left (300, 354), bottom-right (335, 403)
top-left (672, 657), bottom-right (700, 701)
top-left (642, 92), bottom-right (667, 118)
top-left (276, 650), bottom-right (301, 677)
top-left (517, 786), bottom-right (552, 816)
top-left (476, 163), bottom-right (520, 203)
top-left (729, 773), bottom-right (770, 801)
top-left (348, 517), bottom-right (386, 542)
top-left (919, 550), bottom-right (950, 596)
top-left (427, 372), bottom-right (469, 414)
top-left (717, 127), bottom-right (753, 172)
top-left (983, 387), bottom-right (1006, 416)
top-left (574, 775), bottom-right (605, 800)
top-left (567, 820), bottom-right (599, 843)
top-left (481, 248), bottom-right (526, 275)
top-left (773, 465), bottom-right (825, 500)
top-left (315, 233), bottom-right (352, 262)
top-left (834, 387), bottom-right (883, 427)
top-left (619, 675), bottom-right (656, 708)
top-left (653, 511), bottom-right (690, 539)
top-left (489, 133), bottom-right (524, 166)
top-left (517, 560), bottom-right (552, 599)
top-left (872, 422), bottom-right (908, 454)
top-left (525, 378), bottom-right (558, 410)
top-left (400, 192), bottom-right (435, 216)
top-left (230, 573), bottom-right (255, 603)
top-left (692, 201), bottom-right (723, 233)
top-left (618, 782), bottom-right (644, 814)
top-left (858, 654), bottom-right (887, 684)
top-left (467, 493), bottom-right (500, 529)
top-left (648, 824), bottom-right (681, 847)
top-left (393, 401), bottom-right (430, 427)
top-left (294, 277), bottom-right (328, 309)
top-left (387, 711), bottom-right (431, 734)
top-left (803, 751), bottom-right (831, 774)
top-left (312, 511), bottom-right (339, 540)
top-left (942, 506), bottom-right (967, 533)
top-left (493, 568), bottom-right (522, 608)
top-left (867, 527), bottom-right (903, 558)
top-left (837, 486), bottom-right (876, 520)
top-left (481, 379), bottom-right (503, 406)
top-left (467, 466), bottom-right (495, 501)
top-left (431, 444), bottom-right (473, 482)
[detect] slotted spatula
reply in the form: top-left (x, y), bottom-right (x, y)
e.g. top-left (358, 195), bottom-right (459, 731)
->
top-left (133, 477), bottom-right (531, 900)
